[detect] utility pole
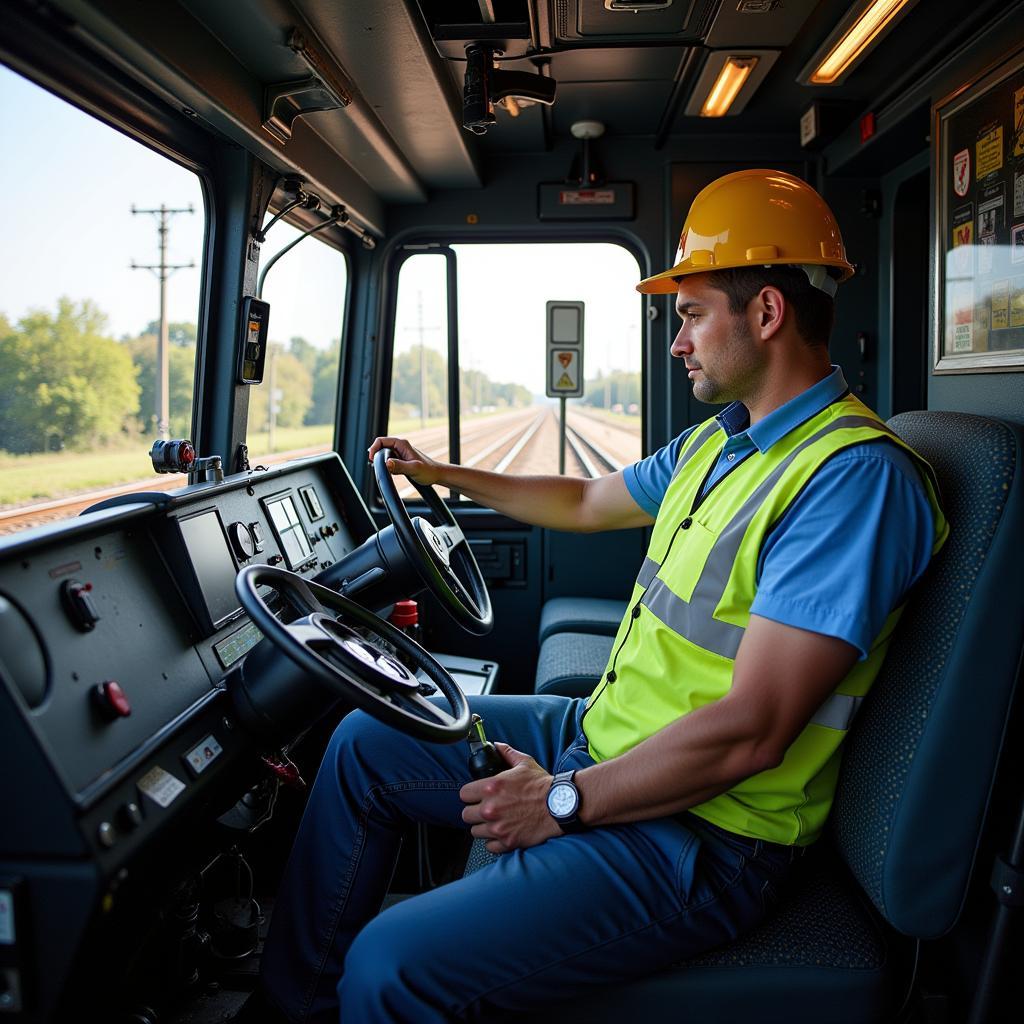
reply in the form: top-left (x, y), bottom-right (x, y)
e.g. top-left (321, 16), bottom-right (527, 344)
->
top-left (417, 291), bottom-right (428, 428)
top-left (131, 203), bottom-right (195, 440)
top-left (406, 289), bottom-right (439, 428)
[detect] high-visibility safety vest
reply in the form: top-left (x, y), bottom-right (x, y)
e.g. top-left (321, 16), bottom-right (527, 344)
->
top-left (583, 393), bottom-right (948, 846)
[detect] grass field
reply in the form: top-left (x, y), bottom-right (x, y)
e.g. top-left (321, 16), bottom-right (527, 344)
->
top-left (0, 406), bottom-right (639, 509)
top-left (0, 423), bottom-right (336, 507)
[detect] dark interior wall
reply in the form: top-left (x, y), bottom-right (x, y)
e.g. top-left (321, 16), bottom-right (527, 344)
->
top-left (816, 178), bottom-right (880, 410)
top-left (876, 150), bottom-right (931, 420)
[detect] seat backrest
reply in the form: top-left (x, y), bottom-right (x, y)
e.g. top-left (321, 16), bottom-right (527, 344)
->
top-left (830, 412), bottom-right (1024, 939)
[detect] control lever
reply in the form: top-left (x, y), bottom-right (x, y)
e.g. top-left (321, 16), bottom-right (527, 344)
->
top-left (467, 714), bottom-right (505, 779)
top-left (262, 750), bottom-right (307, 790)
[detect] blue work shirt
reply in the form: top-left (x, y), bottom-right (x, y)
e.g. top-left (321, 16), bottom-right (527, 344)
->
top-left (623, 367), bottom-right (936, 659)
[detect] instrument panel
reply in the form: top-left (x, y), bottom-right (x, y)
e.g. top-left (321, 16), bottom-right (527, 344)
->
top-left (0, 453), bottom-right (375, 854)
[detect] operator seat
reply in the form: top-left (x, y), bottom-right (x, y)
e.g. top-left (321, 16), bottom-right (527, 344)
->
top-left (467, 411), bottom-right (1024, 1023)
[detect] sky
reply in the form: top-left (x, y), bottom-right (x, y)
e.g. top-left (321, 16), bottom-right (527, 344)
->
top-left (0, 64), bottom-right (347, 349)
top-left (396, 244), bottom-right (642, 394)
top-left (0, 62), bottom-right (642, 392)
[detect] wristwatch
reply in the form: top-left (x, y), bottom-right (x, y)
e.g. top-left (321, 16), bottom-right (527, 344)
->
top-left (546, 769), bottom-right (585, 833)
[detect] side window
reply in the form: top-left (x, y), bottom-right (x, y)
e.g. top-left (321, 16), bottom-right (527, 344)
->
top-left (0, 65), bottom-right (205, 535)
top-left (383, 242), bottom-right (642, 498)
top-left (245, 225), bottom-right (348, 465)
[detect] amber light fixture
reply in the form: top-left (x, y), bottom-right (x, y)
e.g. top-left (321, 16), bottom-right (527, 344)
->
top-left (805, 0), bottom-right (916, 86)
top-left (700, 57), bottom-right (758, 117)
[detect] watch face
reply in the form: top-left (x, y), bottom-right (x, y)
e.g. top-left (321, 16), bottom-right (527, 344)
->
top-left (547, 782), bottom-right (578, 818)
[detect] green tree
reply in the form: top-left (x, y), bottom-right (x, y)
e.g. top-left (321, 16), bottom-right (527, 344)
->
top-left (307, 340), bottom-right (341, 426)
top-left (124, 332), bottom-right (196, 437)
top-left (142, 320), bottom-right (197, 347)
top-left (390, 347), bottom-right (447, 418)
top-left (248, 345), bottom-right (312, 431)
top-left (460, 369), bottom-right (531, 412)
top-left (581, 370), bottom-right (641, 411)
top-left (0, 298), bottom-right (140, 453)
top-left (288, 336), bottom-right (319, 375)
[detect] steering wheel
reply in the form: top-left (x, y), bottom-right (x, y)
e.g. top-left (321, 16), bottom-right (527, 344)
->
top-left (235, 563), bottom-right (472, 742)
top-left (373, 448), bottom-right (493, 635)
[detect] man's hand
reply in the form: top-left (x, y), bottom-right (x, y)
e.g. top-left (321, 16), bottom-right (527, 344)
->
top-left (367, 436), bottom-right (444, 486)
top-left (460, 743), bottom-right (562, 854)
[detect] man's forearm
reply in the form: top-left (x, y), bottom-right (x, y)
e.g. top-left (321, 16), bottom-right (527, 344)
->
top-left (438, 463), bottom-right (598, 531)
top-left (575, 694), bottom-right (781, 826)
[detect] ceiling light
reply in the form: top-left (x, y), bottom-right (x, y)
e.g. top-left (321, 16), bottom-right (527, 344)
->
top-left (684, 51), bottom-right (778, 119)
top-left (801, 0), bottom-right (918, 87)
top-left (701, 57), bottom-right (758, 117)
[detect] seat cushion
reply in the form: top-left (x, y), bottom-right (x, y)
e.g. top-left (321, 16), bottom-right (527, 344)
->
top-left (538, 597), bottom-right (627, 644)
top-left (464, 841), bottom-right (896, 1024)
top-left (534, 632), bottom-right (615, 698)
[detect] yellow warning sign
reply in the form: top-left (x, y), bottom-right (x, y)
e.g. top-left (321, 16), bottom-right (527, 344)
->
top-left (991, 279), bottom-right (1010, 330)
top-left (1010, 277), bottom-right (1024, 329)
top-left (976, 124), bottom-right (1004, 179)
top-left (1014, 87), bottom-right (1024, 159)
top-left (548, 348), bottom-right (582, 396)
top-left (950, 280), bottom-right (974, 353)
top-left (952, 219), bottom-right (974, 249)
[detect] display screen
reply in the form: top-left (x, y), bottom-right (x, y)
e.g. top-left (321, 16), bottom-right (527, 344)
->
top-left (178, 510), bottom-right (241, 628)
top-left (266, 493), bottom-right (313, 569)
top-left (214, 620), bottom-right (264, 669)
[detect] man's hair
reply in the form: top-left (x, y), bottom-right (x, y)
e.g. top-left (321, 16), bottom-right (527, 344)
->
top-left (703, 265), bottom-right (835, 348)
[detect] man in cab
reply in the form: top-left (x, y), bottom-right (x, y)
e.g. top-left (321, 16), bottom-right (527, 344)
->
top-left (244, 169), bottom-right (947, 1023)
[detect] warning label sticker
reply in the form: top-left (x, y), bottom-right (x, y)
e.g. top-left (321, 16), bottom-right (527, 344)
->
top-left (953, 148), bottom-right (971, 197)
top-left (1014, 86), bottom-right (1024, 159)
top-left (1011, 278), bottom-right (1024, 328)
top-left (976, 123), bottom-right (1004, 180)
top-left (548, 349), bottom-right (583, 396)
top-left (991, 278), bottom-right (1010, 331)
top-left (559, 189), bottom-right (616, 205)
top-left (950, 280), bottom-right (974, 353)
top-left (138, 766), bottom-right (186, 808)
top-left (950, 203), bottom-right (975, 277)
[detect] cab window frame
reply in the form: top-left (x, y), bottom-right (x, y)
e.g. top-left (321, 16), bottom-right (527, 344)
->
top-left (0, 14), bottom-right (220, 500)
top-left (242, 209), bottom-right (354, 466)
top-left (373, 230), bottom-right (651, 512)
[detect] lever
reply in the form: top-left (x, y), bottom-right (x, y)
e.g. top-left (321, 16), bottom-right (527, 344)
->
top-left (463, 44), bottom-right (556, 135)
top-left (467, 714), bottom-right (505, 779)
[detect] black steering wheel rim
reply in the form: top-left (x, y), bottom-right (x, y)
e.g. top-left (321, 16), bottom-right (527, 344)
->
top-left (373, 448), bottom-right (493, 635)
top-left (235, 563), bottom-right (472, 743)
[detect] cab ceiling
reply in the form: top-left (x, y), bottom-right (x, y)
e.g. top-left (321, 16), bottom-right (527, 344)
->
top-left (35, 0), bottom-right (1019, 236)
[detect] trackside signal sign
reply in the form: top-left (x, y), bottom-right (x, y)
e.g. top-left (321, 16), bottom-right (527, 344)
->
top-left (546, 300), bottom-right (585, 398)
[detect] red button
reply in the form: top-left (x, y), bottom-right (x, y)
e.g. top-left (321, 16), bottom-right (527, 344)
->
top-left (94, 680), bottom-right (131, 719)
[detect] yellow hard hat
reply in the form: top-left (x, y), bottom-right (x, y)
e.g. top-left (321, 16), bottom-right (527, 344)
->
top-left (636, 169), bottom-right (854, 295)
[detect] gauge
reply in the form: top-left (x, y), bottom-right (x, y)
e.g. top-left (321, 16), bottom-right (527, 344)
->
top-left (228, 521), bottom-right (256, 561)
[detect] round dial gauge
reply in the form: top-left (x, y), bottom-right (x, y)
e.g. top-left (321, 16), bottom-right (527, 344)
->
top-left (229, 521), bottom-right (256, 561)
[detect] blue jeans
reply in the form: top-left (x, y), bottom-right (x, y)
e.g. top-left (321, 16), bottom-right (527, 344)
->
top-left (260, 695), bottom-right (804, 1023)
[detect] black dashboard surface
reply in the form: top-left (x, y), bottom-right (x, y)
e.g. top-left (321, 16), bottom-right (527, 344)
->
top-left (0, 453), bottom-right (374, 845)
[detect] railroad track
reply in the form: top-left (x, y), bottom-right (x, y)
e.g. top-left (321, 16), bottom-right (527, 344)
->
top-left (0, 442), bottom-right (335, 536)
top-left (564, 421), bottom-right (624, 478)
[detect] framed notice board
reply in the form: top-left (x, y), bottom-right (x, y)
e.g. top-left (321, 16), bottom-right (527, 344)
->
top-left (934, 47), bottom-right (1024, 373)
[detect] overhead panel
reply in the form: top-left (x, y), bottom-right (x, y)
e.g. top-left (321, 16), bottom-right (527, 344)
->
top-left (555, 0), bottom-right (718, 43)
top-left (297, 0), bottom-right (483, 190)
top-left (705, 0), bottom-right (819, 48)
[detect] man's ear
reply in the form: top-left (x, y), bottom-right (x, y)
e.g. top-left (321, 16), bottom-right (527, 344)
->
top-left (752, 285), bottom-right (786, 340)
